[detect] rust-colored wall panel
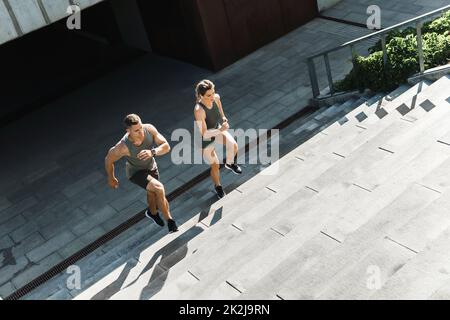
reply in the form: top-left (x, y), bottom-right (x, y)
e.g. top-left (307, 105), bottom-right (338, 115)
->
top-left (222, 0), bottom-right (285, 58)
top-left (137, 0), bottom-right (318, 70)
top-left (201, 0), bottom-right (318, 70)
top-left (196, 0), bottom-right (235, 70)
top-left (279, 0), bottom-right (319, 32)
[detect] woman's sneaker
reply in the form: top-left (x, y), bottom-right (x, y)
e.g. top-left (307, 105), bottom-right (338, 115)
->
top-left (145, 209), bottom-right (164, 227)
top-left (215, 185), bottom-right (226, 199)
top-left (168, 219), bottom-right (178, 233)
top-left (225, 163), bottom-right (242, 174)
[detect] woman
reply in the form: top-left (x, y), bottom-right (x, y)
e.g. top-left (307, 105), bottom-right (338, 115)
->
top-left (193, 79), bottom-right (242, 198)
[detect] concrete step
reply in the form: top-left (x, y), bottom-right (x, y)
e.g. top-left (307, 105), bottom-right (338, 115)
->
top-left (334, 93), bottom-right (386, 126)
top-left (306, 79), bottom-right (450, 193)
top-left (127, 77), bottom-right (450, 298)
top-left (236, 233), bottom-right (341, 300)
top-left (179, 136), bottom-right (450, 299)
top-left (167, 128), bottom-right (450, 299)
top-left (66, 101), bottom-right (333, 299)
top-left (293, 91), bottom-right (419, 166)
top-left (316, 176), bottom-right (450, 298)
top-left (112, 158), bottom-right (342, 298)
top-left (155, 179), bottom-right (437, 299)
top-left (429, 278), bottom-right (450, 300)
top-left (387, 189), bottom-right (450, 254)
top-left (339, 83), bottom-right (412, 125)
top-left (276, 183), bottom-right (442, 299)
top-left (313, 99), bottom-right (357, 122)
top-left (327, 84), bottom-right (411, 133)
top-left (297, 82), bottom-right (425, 159)
top-left (143, 154), bottom-right (341, 288)
top-left (369, 224), bottom-right (450, 300)
top-left (289, 98), bottom-right (367, 155)
top-left (224, 104), bottom-right (330, 195)
top-left (131, 82), bottom-right (450, 298)
top-left (61, 75), bottom-right (448, 300)
top-left (147, 139), bottom-right (446, 298)
top-left (159, 76), bottom-right (450, 298)
top-left (354, 100), bottom-right (450, 191)
top-left (269, 140), bottom-right (450, 299)
top-left (316, 237), bottom-right (416, 299)
top-left (330, 79), bottom-right (443, 159)
top-left (362, 78), bottom-right (443, 127)
top-left (321, 141), bottom-right (450, 242)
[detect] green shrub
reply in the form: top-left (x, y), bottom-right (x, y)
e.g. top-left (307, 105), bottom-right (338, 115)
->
top-left (334, 10), bottom-right (450, 93)
top-left (423, 32), bottom-right (450, 67)
top-left (423, 10), bottom-right (450, 34)
top-left (368, 27), bottom-right (416, 54)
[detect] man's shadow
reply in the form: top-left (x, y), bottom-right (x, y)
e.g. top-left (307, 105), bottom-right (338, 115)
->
top-left (90, 258), bottom-right (140, 300)
top-left (138, 207), bottom-right (223, 300)
top-left (89, 206), bottom-right (223, 300)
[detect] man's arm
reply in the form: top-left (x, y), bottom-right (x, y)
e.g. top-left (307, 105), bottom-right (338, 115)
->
top-left (105, 141), bottom-right (127, 189)
top-left (146, 124), bottom-right (170, 156)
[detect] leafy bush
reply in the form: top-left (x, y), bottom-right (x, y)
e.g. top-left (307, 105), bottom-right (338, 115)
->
top-left (334, 10), bottom-right (450, 93)
top-left (423, 32), bottom-right (450, 67)
top-left (423, 10), bottom-right (450, 35)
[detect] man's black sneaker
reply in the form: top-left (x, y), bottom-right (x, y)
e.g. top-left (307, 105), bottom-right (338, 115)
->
top-left (168, 219), bottom-right (178, 233)
top-left (215, 185), bottom-right (226, 199)
top-left (225, 163), bottom-right (242, 174)
top-left (145, 209), bottom-right (164, 227)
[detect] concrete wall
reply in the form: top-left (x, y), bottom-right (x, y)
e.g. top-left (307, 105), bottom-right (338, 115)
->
top-left (317, 0), bottom-right (343, 12)
top-left (0, 0), bottom-right (104, 45)
top-left (0, 1), bottom-right (18, 43)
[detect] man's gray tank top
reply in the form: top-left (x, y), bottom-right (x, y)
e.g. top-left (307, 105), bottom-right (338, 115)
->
top-left (121, 126), bottom-right (157, 179)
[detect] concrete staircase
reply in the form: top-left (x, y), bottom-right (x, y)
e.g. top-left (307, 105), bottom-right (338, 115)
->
top-left (26, 75), bottom-right (450, 300)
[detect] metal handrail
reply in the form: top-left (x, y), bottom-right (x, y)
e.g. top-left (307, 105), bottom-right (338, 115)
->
top-left (307, 5), bottom-right (450, 99)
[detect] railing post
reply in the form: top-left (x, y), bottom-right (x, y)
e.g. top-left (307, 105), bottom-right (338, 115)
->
top-left (350, 44), bottom-right (359, 89)
top-left (324, 53), bottom-right (334, 95)
top-left (381, 34), bottom-right (388, 66)
top-left (416, 21), bottom-right (425, 74)
top-left (350, 44), bottom-right (357, 69)
top-left (307, 57), bottom-right (320, 98)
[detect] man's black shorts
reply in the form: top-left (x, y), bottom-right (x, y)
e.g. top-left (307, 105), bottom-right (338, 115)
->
top-left (129, 168), bottom-right (160, 190)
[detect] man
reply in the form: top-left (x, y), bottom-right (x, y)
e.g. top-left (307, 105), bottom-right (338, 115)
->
top-left (105, 114), bottom-right (178, 233)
